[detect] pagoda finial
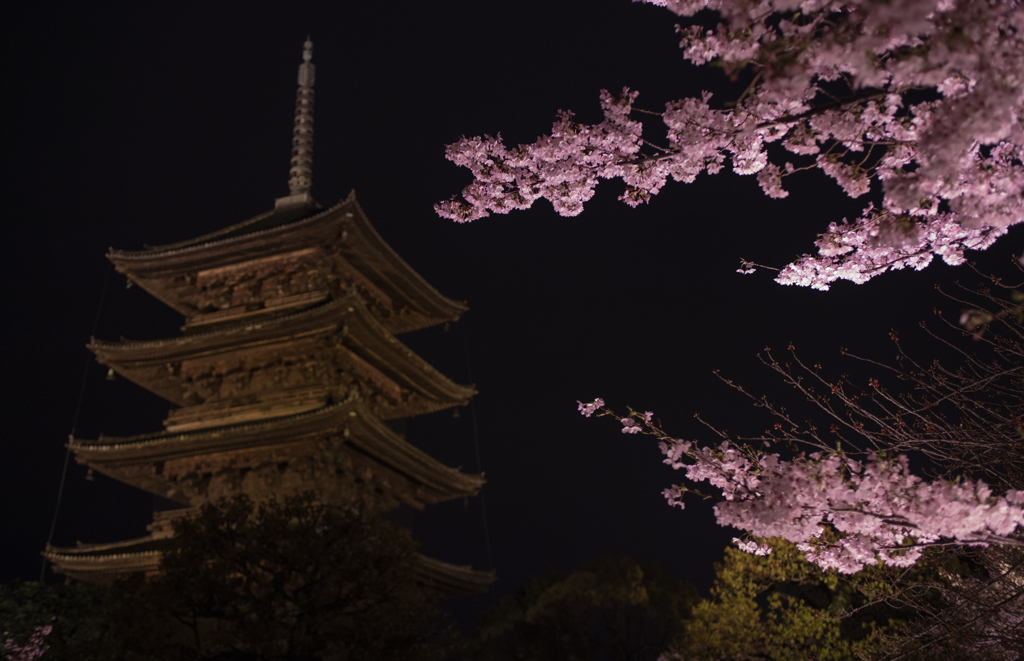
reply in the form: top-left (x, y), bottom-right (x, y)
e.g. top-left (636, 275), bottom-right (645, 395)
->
top-left (287, 37), bottom-right (315, 197)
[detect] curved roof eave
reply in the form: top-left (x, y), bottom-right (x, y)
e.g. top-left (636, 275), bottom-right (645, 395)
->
top-left (90, 294), bottom-right (477, 407)
top-left (70, 399), bottom-right (485, 496)
top-left (44, 539), bottom-right (493, 596)
top-left (109, 198), bottom-right (332, 259)
top-left (106, 192), bottom-right (467, 326)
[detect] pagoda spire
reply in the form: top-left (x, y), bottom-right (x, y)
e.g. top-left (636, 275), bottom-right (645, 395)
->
top-left (281, 38), bottom-right (315, 205)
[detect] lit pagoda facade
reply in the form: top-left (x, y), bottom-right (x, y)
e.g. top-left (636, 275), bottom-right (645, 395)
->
top-left (44, 40), bottom-right (493, 596)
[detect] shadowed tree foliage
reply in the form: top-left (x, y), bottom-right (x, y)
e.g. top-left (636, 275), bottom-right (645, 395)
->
top-left (1, 577), bottom-right (194, 660)
top-left (868, 545), bottom-right (1024, 661)
top-left (474, 555), bottom-right (698, 661)
top-left (153, 491), bottom-right (455, 660)
top-left (679, 537), bottom-right (916, 661)
top-left (678, 269), bottom-right (1024, 661)
top-left (3, 492), bottom-right (457, 660)
top-left (2, 580), bottom-right (98, 659)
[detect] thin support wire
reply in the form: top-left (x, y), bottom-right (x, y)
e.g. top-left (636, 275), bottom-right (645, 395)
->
top-left (40, 263), bottom-right (112, 581)
top-left (462, 323), bottom-right (495, 570)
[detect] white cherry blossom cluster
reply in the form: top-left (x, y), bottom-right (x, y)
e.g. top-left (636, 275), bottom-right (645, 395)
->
top-left (775, 205), bottom-right (1009, 290)
top-left (733, 537), bottom-right (773, 555)
top-left (438, 0), bottom-right (1024, 289)
top-left (577, 397), bottom-right (605, 417)
top-left (619, 410), bottom-right (654, 434)
top-left (681, 440), bottom-right (1024, 573)
top-left (578, 399), bottom-right (1024, 574)
top-left (621, 417), bottom-right (644, 434)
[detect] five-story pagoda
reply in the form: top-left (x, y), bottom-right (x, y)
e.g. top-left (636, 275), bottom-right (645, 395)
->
top-left (43, 39), bottom-right (493, 596)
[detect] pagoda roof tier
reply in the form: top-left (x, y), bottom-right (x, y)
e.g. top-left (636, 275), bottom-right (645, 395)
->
top-left (70, 398), bottom-right (484, 509)
top-left (89, 293), bottom-right (475, 423)
top-left (43, 537), bottom-right (494, 596)
top-left (43, 536), bottom-right (164, 583)
top-left (107, 191), bottom-right (467, 334)
top-left (418, 555), bottom-right (496, 595)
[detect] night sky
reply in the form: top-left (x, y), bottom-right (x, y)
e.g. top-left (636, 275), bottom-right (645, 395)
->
top-left (3, 0), bottom-right (1021, 628)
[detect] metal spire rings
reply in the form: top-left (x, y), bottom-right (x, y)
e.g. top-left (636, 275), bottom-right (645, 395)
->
top-left (288, 38), bottom-right (315, 196)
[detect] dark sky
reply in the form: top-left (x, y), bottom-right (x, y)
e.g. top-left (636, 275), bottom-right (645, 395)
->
top-left (3, 0), bottom-right (1020, 628)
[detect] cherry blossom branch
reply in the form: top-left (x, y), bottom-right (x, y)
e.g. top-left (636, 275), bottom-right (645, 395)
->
top-left (575, 278), bottom-right (1024, 576)
top-left (439, 0), bottom-right (1024, 290)
top-left (579, 397), bottom-right (1024, 574)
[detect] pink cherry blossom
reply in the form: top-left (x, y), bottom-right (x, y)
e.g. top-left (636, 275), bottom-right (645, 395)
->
top-left (733, 537), bottom-right (773, 556)
top-left (659, 436), bottom-right (1024, 573)
top-left (577, 398), bottom-right (605, 417)
top-left (3, 622), bottom-right (53, 661)
top-left (597, 395), bottom-right (1024, 574)
top-left (439, 0), bottom-right (1024, 289)
top-left (621, 417), bottom-right (643, 434)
